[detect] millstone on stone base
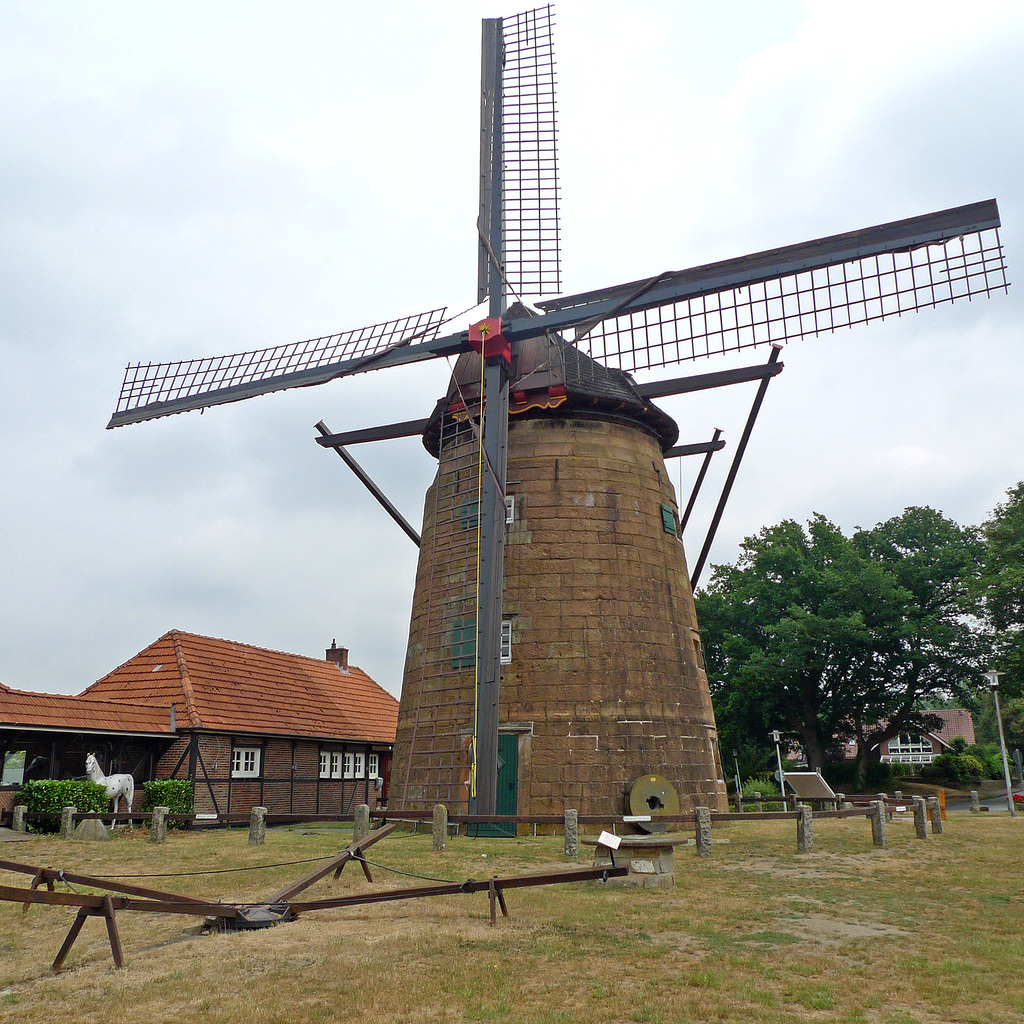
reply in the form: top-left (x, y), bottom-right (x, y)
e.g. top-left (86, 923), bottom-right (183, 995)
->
top-left (583, 834), bottom-right (685, 888)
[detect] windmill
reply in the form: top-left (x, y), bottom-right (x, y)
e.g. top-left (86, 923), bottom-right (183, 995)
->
top-left (108, 6), bottom-right (1008, 819)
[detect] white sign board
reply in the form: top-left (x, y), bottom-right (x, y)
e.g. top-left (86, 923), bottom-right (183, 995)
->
top-left (597, 830), bottom-right (621, 850)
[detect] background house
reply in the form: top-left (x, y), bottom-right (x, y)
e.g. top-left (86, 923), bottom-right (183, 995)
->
top-left (0, 631), bottom-right (398, 822)
top-left (876, 708), bottom-right (976, 766)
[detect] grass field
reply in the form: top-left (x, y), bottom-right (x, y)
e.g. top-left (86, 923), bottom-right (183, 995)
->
top-left (2, 812), bottom-right (1022, 1023)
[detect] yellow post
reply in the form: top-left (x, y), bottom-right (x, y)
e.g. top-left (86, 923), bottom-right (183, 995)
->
top-left (938, 787), bottom-right (947, 821)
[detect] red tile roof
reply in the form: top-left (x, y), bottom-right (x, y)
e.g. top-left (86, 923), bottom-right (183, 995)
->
top-left (0, 680), bottom-right (174, 735)
top-left (929, 708), bottom-right (976, 747)
top-left (80, 631), bottom-right (398, 744)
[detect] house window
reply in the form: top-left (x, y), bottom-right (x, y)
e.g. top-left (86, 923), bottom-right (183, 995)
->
top-left (343, 752), bottom-right (355, 779)
top-left (368, 753), bottom-right (380, 779)
top-left (330, 752), bottom-right (343, 779)
top-left (353, 752), bottom-right (366, 778)
top-left (500, 620), bottom-right (513, 664)
top-left (505, 494), bottom-right (516, 523)
top-left (231, 746), bottom-right (261, 778)
top-left (319, 751), bottom-right (330, 779)
top-left (661, 503), bottom-right (678, 536)
top-left (2, 750), bottom-right (26, 786)
top-left (451, 618), bottom-right (476, 669)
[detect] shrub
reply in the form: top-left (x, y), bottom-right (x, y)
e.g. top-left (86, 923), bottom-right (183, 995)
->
top-left (921, 752), bottom-right (984, 786)
top-left (141, 779), bottom-right (194, 819)
top-left (18, 779), bottom-right (110, 831)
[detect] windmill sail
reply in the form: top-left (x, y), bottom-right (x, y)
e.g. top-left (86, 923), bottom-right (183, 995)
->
top-left (478, 5), bottom-right (561, 306)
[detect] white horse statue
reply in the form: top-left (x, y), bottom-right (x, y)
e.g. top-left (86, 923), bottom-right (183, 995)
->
top-left (85, 753), bottom-right (135, 824)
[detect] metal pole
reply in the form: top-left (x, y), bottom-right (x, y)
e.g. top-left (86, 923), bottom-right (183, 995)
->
top-left (986, 671), bottom-right (1016, 817)
top-left (690, 345), bottom-right (782, 589)
top-left (772, 730), bottom-right (787, 812)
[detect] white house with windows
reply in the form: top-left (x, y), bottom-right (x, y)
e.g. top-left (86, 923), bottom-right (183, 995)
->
top-left (877, 709), bottom-right (977, 765)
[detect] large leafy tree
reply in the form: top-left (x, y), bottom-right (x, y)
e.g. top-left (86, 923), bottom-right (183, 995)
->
top-left (978, 481), bottom-right (1024, 698)
top-left (697, 508), bottom-right (988, 786)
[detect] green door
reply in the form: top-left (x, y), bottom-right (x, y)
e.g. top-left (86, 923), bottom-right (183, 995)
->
top-left (472, 733), bottom-right (518, 838)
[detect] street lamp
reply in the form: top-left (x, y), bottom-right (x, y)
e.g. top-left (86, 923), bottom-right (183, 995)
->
top-left (771, 730), bottom-right (787, 811)
top-left (985, 670), bottom-right (1016, 818)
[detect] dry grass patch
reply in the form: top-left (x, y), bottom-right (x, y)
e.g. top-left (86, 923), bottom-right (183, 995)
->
top-left (3, 815), bottom-right (1024, 1022)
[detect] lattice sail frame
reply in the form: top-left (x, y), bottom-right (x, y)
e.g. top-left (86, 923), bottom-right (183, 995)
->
top-left (500, 5), bottom-right (561, 301)
top-left (111, 308), bottom-right (447, 423)
top-left (538, 225), bottom-right (1007, 376)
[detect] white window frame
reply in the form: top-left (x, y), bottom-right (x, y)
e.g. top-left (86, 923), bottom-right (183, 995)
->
top-left (319, 751), bottom-right (330, 779)
top-left (231, 746), bottom-right (261, 778)
top-left (343, 751), bottom-right (355, 779)
top-left (353, 751), bottom-right (366, 779)
top-left (505, 494), bottom-right (516, 523)
top-left (500, 619), bottom-right (513, 664)
top-left (368, 753), bottom-right (380, 779)
top-left (330, 752), bottom-right (343, 779)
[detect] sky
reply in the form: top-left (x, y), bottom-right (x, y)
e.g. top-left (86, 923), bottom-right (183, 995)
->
top-left (2, 1), bottom-right (1023, 698)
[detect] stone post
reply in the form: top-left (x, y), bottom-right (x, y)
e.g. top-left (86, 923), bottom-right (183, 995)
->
top-left (797, 803), bottom-right (814, 853)
top-left (12, 805), bottom-right (27, 832)
top-left (59, 805), bottom-right (77, 840)
top-left (563, 809), bottom-right (579, 862)
top-left (150, 805), bottom-right (169, 844)
top-left (248, 805), bottom-right (267, 846)
top-left (912, 797), bottom-right (928, 840)
top-left (753, 791), bottom-right (763, 813)
top-left (353, 803), bottom-right (370, 844)
top-left (870, 800), bottom-right (887, 848)
top-left (834, 792), bottom-right (845, 812)
top-left (695, 806), bottom-right (712, 858)
top-left (926, 796), bottom-right (944, 834)
top-left (432, 804), bottom-right (448, 851)
top-left (735, 791), bottom-right (744, 814)
top-left (969, 790), bottom-right (980, 813)
top-left (895, 790), bottom-right (903, 804)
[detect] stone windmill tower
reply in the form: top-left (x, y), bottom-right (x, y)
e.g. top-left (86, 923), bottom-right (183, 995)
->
top-left (391, 305), bottom-right (726, 816)
top-left (107, 7), bottom-right (1007, 821)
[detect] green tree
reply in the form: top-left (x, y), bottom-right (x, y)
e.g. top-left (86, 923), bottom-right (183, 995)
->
top-left (698, 508), bottom-right (988, 787)
top-left (978, 481), bottom-right (1024, 696)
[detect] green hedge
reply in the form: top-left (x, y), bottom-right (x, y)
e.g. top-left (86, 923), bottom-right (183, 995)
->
top-left (142, 779), bottom-right (194, 817)
top-left (18, 779), bottom-right (110, 830)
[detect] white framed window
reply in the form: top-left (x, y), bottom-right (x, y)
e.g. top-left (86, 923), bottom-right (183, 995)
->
top-left (343, 751), bottom-right (355, 779)
top-left (319, 751), bottom-right (330, 779)
top-left (500, 619), bottom-right (513, 664)
top-left (368, 753), bottom-right (380, 779)
top-left (353, 752), bottom-right (366, 778)
top-left (505, 494), bottom-right (516, 523)
top-left (231, 746), bottom-right (260, 778)
top-left (330, 752), bottom-right (343, 779)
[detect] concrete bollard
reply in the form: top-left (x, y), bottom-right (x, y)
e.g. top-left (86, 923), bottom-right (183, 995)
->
top-left (870, 800), bottom-right (887, 848)
top-left (432, 804), bottom-right (448, 851)
top-left (753, 791), bottom-right (763, 813)
top-left (912, 797), bottom-right (928, 840)
top-left (797, 803), bottom-right (814, 853)
top-left (927, 796), bottom-right (944, 834)
top-left (12, 805), bottom-right (27, 832)
top-left (835, 792), bottom-right (845, 812)
top-left (248, 805), bottom-right (267, 845)
top-left (353, 804), bottom-right (370, 844)
top-left (563, 808), bottom-right (579, 861)
top-left (150, 805), bottom-right (169, 844)
top-left (59, 805), bottom-right (77, 840)
top-left (970, 790), bottom-right (980, 813)
top-left (735, 791), bottom-right (744, 814)
top-left (695, 806), bottom-right (712, 858)
top-left (895, 790), bottom-right (903, 803)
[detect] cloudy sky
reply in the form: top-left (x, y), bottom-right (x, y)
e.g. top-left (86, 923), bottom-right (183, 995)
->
top-left (3, 1), bottom-right (1023, 698)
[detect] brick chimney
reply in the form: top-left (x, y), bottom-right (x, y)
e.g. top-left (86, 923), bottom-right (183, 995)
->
top-left (326, 640), bottom-right (349, 671)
